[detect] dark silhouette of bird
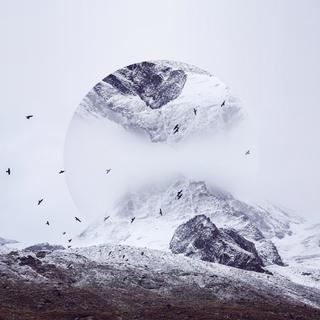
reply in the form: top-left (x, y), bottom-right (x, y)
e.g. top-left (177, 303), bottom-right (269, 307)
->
top-left (67, 245), bottom-right (71, 249)
top-left (59, 170), bottom-right (65, 174)
top-left (106, 168), bottom-right (111, 174)
top-left (131, 217), bottom-right (135, 224)
top-left (245, 150), bottom-right (250, 155)
top-left (177, 190), bottom-right (183, 200)
top-left (122, 255), bottom-right (125, 259)
top-left (221, 100), bottom-right (225, 107)
top-left (159, 208), bottom-right (163, 216)
top-left (38, 199), bottom-right (43, 205)
top-left (193, 108), bottom-right (197, 115)
top-left (6, 168), bottom-right (10, 175)
top-left (68, 239), bottom-right (72, 243)
top-left (62, 232), bottom-right (66, 235)
top-left (104, 216), bottom-right (110, 222)
top-left (173, 124), bottom-right (179, 134)
top-left (25, 115), bottom-right (33, 119)
top-left (108, 251), bottom-right (112, 256)
top-left (75, 216), bottom-right (81, 222)
top-left (46, 221), bottom-right (50, 226)
top-left (141, 251), bottom-right (144, 256)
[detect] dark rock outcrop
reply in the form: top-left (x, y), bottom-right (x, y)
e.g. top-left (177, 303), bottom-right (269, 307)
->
top-left (170, 215), bottom-right (265, 272)
top-left (24, 243), bottom-right (64, 253)
top-left (102, 61), bottom-right (187, 109)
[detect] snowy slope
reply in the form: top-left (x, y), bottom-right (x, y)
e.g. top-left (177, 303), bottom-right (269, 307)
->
top-left (269, 222), bottom-right (320, 290)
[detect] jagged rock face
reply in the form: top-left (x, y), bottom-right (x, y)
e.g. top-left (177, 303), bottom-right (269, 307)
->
top-left (103, 61), bottom-right (187, 109)
top-left (170, 215), bottom-right (265, 272)
top-left (255, 240), bottom-right (284, 266)
top-left (74, 60), bottom-right (243, 143)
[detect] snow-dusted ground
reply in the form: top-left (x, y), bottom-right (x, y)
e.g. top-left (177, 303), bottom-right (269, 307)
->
top-left (1, 242), bottom-right (319, 309)
top-left (270, 222), bottom-right (320, 290)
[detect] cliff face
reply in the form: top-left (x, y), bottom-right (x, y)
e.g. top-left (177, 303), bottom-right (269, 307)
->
top-left (103, 61), bottom-right (187, 109)
top-left (170, 215), bottom-right (265, 272)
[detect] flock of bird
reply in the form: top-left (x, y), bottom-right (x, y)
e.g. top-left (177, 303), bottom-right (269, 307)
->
top-left (4, 105), bottom-right (250, 248)
top-left (3, 114), bottom-right (86, 248)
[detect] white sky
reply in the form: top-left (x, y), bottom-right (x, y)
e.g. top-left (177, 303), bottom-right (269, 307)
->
top-left (1, 0), bottom-right (320, 244)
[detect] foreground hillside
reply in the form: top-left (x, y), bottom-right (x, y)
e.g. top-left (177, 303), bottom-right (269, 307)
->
top-left (0, 244), bottom-right (319, 320)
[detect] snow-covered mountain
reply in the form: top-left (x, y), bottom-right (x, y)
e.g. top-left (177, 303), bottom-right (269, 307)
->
top-left (76, 177), bottom-right (305, 268)
top-left (75, 60), bottom-right (243, 143)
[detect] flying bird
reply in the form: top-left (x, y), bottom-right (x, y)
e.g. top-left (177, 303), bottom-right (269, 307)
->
top-left (131, 217), bottom-right (135, 224)
top-left (67, 245), bottom-right (71, 249)
top-left (177, 190), bottom-right (183, 200)
top-left (62, 232), bottom-right (66, 235)
top-left (173, 124), bottom-right (179, 134)
top-left (106, 168), bottom-right (112, 174)
top-left (68, 239), bottom-right (72, 243)
top-left (104, 216), bottom-right (110, 222)
top-left (38, 199), bottom-right (43, 206)
top-left (75, 216), bottom-right (81, 223)
top-left (221, 100), bottom-right (225, 107)
top-left (59, 170), bottom-right (65, 174)
top-left (25, 115), bottom-right (33, 119)
top-left (159, 208), bottom-right (163, 216)
top-left (46, 221), bottom-right (50, 226)
top-left (193, 108), bottom-right (197, 115)
top-left (5, 168), bottom-right (10, 175)
top-left (245, 150), bottom-right (250, 155)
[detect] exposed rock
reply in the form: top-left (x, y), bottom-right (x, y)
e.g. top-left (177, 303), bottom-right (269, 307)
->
top-left (18, 255), bottom-right (42, 268)
top-left (170, 215), bottom-right (265, 272)
top-left (24, 243), bottom-right (64, 253)
top-left (102, 61), bottom-right (187, 109)
top-left (36, 251), bottom-right (47, 259)
top-left (255, 239), bottom-right (284, 266)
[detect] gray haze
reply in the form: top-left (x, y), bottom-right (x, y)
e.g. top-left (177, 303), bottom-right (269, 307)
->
top-left (1, 0), bottom-right (320, 244)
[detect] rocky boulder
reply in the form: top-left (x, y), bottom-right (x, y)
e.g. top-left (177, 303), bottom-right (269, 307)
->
top-left (170, 215), bottom-right (265, 272)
